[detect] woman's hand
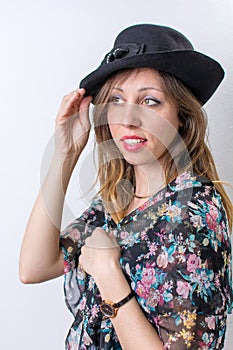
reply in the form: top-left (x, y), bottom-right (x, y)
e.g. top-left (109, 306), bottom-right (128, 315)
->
top-left (79, 228), bottom-right (121, 281)
top-left (55, 88), bottom-right (93, 159)
top-left (79, 228), bottom-right (164, 350)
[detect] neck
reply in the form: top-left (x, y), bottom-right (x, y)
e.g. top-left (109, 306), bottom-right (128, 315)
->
top-left (133, 161), bottom-right (165, 198)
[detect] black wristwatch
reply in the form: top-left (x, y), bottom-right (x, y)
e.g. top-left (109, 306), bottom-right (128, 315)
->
top-left (100, 291), bottom-right (135, 318)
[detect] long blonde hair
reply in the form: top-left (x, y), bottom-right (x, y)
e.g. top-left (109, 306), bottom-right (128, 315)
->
top-left (93, 68), bottom-right (233, 229)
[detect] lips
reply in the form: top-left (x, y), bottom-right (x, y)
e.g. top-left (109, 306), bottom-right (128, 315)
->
top-left (121, 135), bottom-right (147, 151)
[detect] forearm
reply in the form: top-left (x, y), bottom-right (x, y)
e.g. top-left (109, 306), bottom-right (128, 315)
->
top-left (19, 153), bottom-right (78, 283)
top-left (112, 298), bottom-right (164, 350)
top-left (20, 89), bottom-right (92, 283)
top-left (95, 264), bottom-right (164, 350)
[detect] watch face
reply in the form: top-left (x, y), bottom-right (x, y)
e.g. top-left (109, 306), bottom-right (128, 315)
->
top-left (100, 302), bottom-right (115, 318)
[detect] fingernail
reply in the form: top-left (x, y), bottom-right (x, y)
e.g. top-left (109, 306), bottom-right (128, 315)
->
top-left (78, 88), bottom-right (85, 94)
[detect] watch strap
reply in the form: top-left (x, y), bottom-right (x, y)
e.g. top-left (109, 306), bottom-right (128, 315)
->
top-left (113, 291), bottom-right (135, 308)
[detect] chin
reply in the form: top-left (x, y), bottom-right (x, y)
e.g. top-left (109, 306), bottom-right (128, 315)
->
top-left (124, 156), bottom-right (159, 167)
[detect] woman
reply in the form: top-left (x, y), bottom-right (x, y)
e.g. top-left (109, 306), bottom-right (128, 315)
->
top-left (19, 24), bottom-right (233, 349)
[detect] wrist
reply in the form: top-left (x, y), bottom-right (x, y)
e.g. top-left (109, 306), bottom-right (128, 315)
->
top-left (100, 291), bottom-right (135, 319)
top-left (52, 151), bottom-right (79, 169)
top-left (50, 152), bottom-right (80, 191)
top-left (95, 262), bottom-right (131, 302)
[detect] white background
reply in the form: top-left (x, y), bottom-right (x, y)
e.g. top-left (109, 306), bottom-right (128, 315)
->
top-left (0, 0), bottom-right (232, 349)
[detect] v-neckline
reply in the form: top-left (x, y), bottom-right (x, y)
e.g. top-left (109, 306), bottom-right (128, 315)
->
top-left (109, 182), bottom-right (170, 228)
top-left (105, 170), bottom-right (197, 228)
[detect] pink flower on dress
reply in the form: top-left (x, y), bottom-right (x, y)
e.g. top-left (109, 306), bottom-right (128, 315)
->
top-left (90, 304), bottom-right (99, 322)
top-left (187, 254), bottom-right (202, 272)
top-left (176, 280), bottom-right (192, 298)
top-left (78, 297), bottom-right (87, 311)
top-left (64, 260), bottom-right (70, 274)
top-left (205, 201), bottom-right (219, 231)
top-left (120, 231), bottom-right (129, 239)
top-left (205, 316), bottom-right (216, 330)
top-left (139, 201), bottom-right (150, 211)
top-left (83, 329), bottom-right (93, 346)
top-left (147, 288), bottom-right (160, 308)
top-left (141, 230), bottom-right (147, 240)
top-left (141, 267), bottom-right (156, 287)
top-left (206, 213), bottom-right (217, 232)
top-left (175, 172), bottom-right (194, 190)
top-left (157, 251), bottom-right (168, 269)
top-left (136, 281), bottom-right (149, 298)
top-left (175, 172), bottom-right (191, 184)
top-left (149, 242), bottom-right (157, 254)
top-left (69, 228), bottom-right (81, 241)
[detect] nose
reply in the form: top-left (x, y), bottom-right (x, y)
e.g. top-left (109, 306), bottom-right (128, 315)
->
top-left (121, 103), bottom-right (142, 128)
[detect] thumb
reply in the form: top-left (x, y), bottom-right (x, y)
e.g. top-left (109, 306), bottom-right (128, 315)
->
top-left (109, 231), bottom-right (119, 246)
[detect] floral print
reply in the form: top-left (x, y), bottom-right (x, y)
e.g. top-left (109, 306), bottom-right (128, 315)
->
top-left (60, 171), bottom-right (233, 349)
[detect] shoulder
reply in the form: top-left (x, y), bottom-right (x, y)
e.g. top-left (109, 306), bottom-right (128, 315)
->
top-left (164, 171), bottom-right (229, 240)
top-left (168, 171), bottom-right (226, 214)
top-left (169, 171), bottom-right (214, 196)
top-left (170, 173), bottom-right (231, 256)
top-left (60, 196), bottom-right (107, 267)
top-left (61, 196), bottom-right (106, 238)
top-left (80, 196), bottom-right (106, 221)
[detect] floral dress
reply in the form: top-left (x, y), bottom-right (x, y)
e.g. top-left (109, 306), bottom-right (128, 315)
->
top-left (60, 171), bottom-right (233, 349)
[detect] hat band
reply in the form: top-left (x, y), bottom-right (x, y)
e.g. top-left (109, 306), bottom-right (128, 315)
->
top-left (103, 42), bottom-right (192, 65)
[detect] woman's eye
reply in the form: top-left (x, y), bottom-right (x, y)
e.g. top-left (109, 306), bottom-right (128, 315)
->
top-left (110, 96), bottom-right (124, 104)
top-left (142, 97), bottom-right (160, 106)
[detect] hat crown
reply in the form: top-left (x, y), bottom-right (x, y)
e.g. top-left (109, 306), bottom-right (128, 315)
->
top-left (80, 23), bottom-right (224, 105)
top-left (114, 24), bottom-right (194, 52)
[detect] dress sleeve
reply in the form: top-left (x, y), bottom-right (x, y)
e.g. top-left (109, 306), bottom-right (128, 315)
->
top-left (125, 183), bottom-right (233, 349)
top-left (60, 197), bottom-right (106, 273)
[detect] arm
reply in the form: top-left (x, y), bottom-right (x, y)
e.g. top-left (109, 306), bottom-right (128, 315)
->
top-left (79, 228), bottom-right (164, 350)
top-left (19, 89), bottom-right (92, 283)
top-left (97, 265), bottom-right (164, 350)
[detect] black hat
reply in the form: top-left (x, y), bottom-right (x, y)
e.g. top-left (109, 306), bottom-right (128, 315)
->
top-left (80, 24), bottom-right (224, 105)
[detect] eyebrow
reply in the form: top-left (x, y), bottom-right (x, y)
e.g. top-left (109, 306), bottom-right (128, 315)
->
top-left (112, 86), bottom-right (163, 93)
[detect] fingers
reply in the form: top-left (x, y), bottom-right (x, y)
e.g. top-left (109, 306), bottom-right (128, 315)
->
top-left (80, 95), bottom-right (93, 111)
top-left (108, 231), bottom-right (118, 246)
top-left (56, 88), bottom-right (92, 123)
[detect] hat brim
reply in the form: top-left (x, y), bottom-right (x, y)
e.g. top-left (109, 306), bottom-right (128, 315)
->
top-left (80, 50), bottom-right (224, 105)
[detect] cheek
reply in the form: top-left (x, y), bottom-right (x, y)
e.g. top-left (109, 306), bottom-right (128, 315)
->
top-left (107, 106), bottom-right (123, 125)
top-left (107, 108), bottom-right (125, 135)
top-left (172, 115), bottom-right (181, 130)
top-left (108, 123), bottom-right (119, 140)
top-left (145, 114), bottom-right (179, 149)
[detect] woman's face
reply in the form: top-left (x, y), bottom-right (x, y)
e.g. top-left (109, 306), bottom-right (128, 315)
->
top-left (107, 68), bottom-right (180, 167)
